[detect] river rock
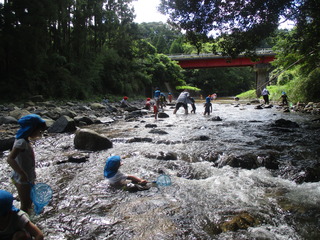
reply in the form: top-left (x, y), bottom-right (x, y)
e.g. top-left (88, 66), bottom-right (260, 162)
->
top-left (9, 109), bottom-right (31, 120)
top-left (47, 115), bottom-right (76, 133)
top-left (294, 163), bottom-right (320, 183)
top-left (273, 118), bottom-right (299, 128)
top-left (127, 137), bottom-right (152, 143)
top-left (149, 129), bottom-right (168, 135)
top-left (145, 124), bottom-right (157, 128)
top-left (60, 109), bottom-right (77, 118)
top-left (42, 101), bottom-right (57, 108)
top-left (0, 116), bottom-right (18, 125)
top-left (74, 116), bottom-right (94, 125)
top-left (57, 153), bottom-right (89, 164)
top-left (42, 117), bottom-right (55, 128)
top-left (104, 104), bottom-right (118, 113)
top-left (123, 106), bottom-right (139, 112)
top-left (158, 112), bottom-right (169, 118)
top-left (97, 117), bottom-right (114, 124)
top-left (191, 135), bottom-right (210, 141)
top-left (0, 137), bottom-right (15, 151)
top-left (209, 116), bottom-right (222, 121)
top-left (90, 103), bottom-right (105, 110)
top-left (125, 110), bottom-right (144, 120)
top-left (24, 101), bottom-right (35, 107)
top-left (217, 153), bottom-right (259, 169)
top-left (157, 151), bottom-right (178, 160)
top-left (220, 212), bottom-right (260, 232)
top-left (264, 104), bottom-right (273, 108)
top-left (43, 107), bottom-right (63, 120)
top-left (74, 129), bottom-right (112, 151)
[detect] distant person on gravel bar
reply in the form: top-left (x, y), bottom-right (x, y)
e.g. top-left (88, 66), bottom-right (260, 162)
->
top-left (7, 114), bottom-right (46, 214)
top-left (104, 156), bottom-right (149, 192)
top-left (120, 96), bottom-right (129, 108)
top-left (279, 91), bottom-right (289, 106)
top-left (261, 87), bottom-right (270, 105)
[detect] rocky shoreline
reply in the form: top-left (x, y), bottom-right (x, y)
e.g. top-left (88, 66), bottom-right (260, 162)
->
top-left (1, 96), bottom-right (320, 152)
top-left (0, 96), bottom-right (171, 152)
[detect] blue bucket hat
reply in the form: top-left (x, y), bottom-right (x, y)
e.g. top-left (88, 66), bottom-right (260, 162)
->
top-left (16, 114), bottom-right (46, 139)
top-left (0, 190), bottom-right (19, 216)
top-left (104, 156), bottom-right (121, 178)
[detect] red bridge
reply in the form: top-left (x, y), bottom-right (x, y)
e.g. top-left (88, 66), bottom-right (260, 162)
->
top-left (169, 49), bottom-right (276, 96)
top-left (169, 50), bottom-right (276, 69)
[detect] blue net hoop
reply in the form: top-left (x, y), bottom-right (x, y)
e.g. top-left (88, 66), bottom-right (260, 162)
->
top-left (30, 183), bottom-right (52, 214)
top-left (156, 175), bottom-right (172, 186)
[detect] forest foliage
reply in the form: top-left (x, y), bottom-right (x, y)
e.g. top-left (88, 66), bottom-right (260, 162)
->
top-left (160, 0), bottom-right (320, 102)
top-left (0, 0), bottom-right (186, 101)
top-left (1, 0), bottom-right (319, 102)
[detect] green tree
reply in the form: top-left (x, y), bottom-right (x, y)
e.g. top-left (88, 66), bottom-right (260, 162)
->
top-left (160, 0), bottom-right (319, 61)
top-left (169, 37), bottom-right (184, 54)
top-left (184, 67), bottom-right (255, 97)
top-left (137, 22), bottom-right (182, 53)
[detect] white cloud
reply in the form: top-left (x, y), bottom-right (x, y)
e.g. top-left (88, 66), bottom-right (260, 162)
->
top-left (132, 0), bottom-right (168, 23)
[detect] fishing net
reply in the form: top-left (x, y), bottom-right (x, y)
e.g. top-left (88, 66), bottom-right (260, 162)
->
top-left (30, 183), bottom-right (52, 214)
top-left (156, 174), bottom-right (172, 186)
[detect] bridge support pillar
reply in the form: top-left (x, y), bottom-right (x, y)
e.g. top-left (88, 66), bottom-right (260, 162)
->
top-left (254, 63), bottom-right (272, 97)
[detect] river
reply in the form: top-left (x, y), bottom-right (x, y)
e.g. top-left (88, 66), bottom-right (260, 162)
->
top-left (1, 100), bottom-right (320, 239)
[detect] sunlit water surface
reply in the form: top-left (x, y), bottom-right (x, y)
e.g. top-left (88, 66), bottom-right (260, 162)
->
top-left (1, 101), bottom-right (320, 239)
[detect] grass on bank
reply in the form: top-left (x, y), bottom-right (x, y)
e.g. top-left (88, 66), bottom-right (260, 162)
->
top-left (236, 84), bottom-right (297, 104)
top-left (236, 81), bottom-right (316, 105)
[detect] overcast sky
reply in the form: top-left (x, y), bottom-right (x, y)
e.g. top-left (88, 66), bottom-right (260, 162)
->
top-left (132, 0), bottom-right (167, 23)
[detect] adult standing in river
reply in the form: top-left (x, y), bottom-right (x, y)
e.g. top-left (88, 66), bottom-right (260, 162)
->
top-left (173, 89), bottom-right (190, 114)
top-left (7, 114), bottom-right (47, 214)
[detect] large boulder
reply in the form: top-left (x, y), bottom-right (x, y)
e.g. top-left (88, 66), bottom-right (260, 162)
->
top-left (0, 137), bottom-right (15, 151)
top-left (74, 129), bottom-right (112, 151)
top-left (47, 115), bottom-right (76, 133)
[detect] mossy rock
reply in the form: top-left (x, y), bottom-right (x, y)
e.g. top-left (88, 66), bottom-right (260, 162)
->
top-left (220, 212), bottom-right (260, 232)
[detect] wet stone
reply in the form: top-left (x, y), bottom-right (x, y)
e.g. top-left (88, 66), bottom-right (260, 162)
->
top-left (148, 129), bottom-right (168, 135)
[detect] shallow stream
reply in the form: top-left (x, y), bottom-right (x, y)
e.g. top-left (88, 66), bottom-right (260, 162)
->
top-left (1, 100), bottom-right (320, 239)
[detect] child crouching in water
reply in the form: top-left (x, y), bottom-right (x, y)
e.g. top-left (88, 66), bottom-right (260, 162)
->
top-left (104, 156), bottom-right (149, 191)
top-left (0, 190), bottom-right (44, 240)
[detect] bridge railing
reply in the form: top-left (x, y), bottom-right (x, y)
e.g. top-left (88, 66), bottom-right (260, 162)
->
top-left (168, 48), bottom-right (275, 60)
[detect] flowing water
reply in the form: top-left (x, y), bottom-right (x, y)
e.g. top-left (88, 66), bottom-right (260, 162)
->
top-left (1, 100), bottom-right (320, 239)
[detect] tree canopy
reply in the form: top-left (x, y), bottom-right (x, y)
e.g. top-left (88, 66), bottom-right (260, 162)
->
top-left (159, 0), bottom-right (320, 61)
top-left (0, 0), bottom-right (185, 100)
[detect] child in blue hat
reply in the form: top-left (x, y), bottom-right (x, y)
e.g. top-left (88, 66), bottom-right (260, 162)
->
top-left (7, 114), bottom-right (46, 213)
top-left (104, 156), bottom-right (149, 191)
top-left (0, 190), bottom-right (44, 240)
top-left (204, 96), bottom-right (213, 115)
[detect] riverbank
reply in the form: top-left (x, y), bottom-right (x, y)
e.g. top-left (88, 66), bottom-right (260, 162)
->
top-left (1, 98), bottom-right (320, 239)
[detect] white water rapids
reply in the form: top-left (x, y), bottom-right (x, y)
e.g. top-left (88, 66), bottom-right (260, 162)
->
top-left (1, 100), bottom-right (319, 239)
